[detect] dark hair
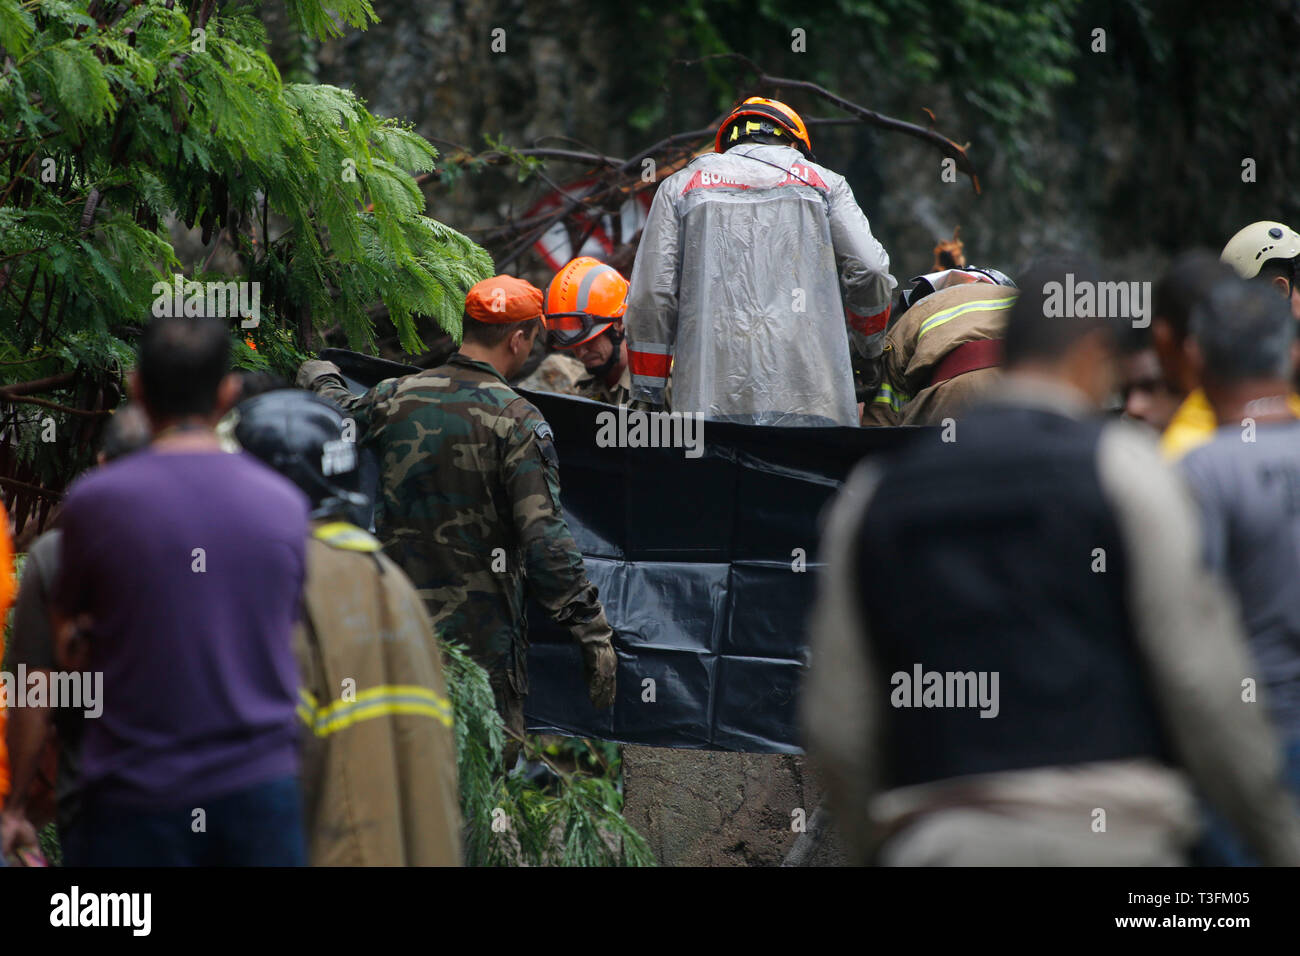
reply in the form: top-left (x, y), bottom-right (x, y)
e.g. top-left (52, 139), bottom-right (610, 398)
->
top-left (1118, 320), bottom-right (1153, 356)
top-left (1152, 250), bottom-right (1236, 342)
top-left (1191, 278), bottom-right (1294, 383)
top-left (1003, 257), bottom-right (1117, 367)
top-left (729, 130), bottom-right (786, 149)
top-left (137, 315), bottom-right (231, 419)
top-left (235, 369), bottom-right (289, 401)
top-left (461, 313), bottom-right (540, 348)
top-left (99, 403), bottom-right (152, 462)
top-left (1257, 255), bottom-right (1300, 289)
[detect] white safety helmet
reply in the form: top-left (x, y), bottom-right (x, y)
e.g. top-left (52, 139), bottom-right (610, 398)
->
top-left (1220, 221), bottom-right (1300, 279)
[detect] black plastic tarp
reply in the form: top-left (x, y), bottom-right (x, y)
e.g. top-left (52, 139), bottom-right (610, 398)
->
top-left (311, 350), bottom-right (919, 754)
top-left (520, 391), bottom-right (919, 753)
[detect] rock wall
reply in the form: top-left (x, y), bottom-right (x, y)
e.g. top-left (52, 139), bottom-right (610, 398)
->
top-left (621, 747), bottom-right (849, 867)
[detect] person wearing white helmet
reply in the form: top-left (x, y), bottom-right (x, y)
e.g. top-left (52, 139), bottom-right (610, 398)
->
top-left (1221, 220), bottom-right (1300, 320)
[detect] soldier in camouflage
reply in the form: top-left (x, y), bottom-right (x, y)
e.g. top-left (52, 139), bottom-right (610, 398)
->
top-left (297, 275), bottom-right (617, 765)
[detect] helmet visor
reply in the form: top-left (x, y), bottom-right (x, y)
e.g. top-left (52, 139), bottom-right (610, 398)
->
top-left (544, 312), bottom-right (611, 349)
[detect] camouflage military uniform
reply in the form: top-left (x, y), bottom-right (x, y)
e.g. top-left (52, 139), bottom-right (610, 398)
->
top-left (522, 358), bottom-right (672, 410)
top-left (300, 353), bottom-right (616, 747)
top-left (577, 367), bottom-right (631, 407)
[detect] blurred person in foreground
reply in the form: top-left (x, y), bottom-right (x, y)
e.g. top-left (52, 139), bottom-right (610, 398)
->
top-left (802, 259), bottom-right (1300, 866)
top-left (52, 315), bottom-right (310, 866)
top-left (1, 406), bottom-right (151, 865)
top-left (234, 389), bottom-right (462, 866)
top-left (1179, 280), bottom-right (1300, 864)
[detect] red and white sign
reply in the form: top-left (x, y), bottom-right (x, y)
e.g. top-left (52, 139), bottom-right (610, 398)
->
top-left (527, 178), bottom-right (654, 272)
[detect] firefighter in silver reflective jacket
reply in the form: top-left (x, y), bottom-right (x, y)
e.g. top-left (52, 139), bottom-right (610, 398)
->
top-left (624, 97), bottom-right (896, 427)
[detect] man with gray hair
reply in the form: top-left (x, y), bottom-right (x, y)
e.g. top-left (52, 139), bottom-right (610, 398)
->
top-left (1180, 279), bottom-right (1300, 864)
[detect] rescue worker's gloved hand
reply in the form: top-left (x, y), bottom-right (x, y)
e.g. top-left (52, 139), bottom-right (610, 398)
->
top-left (581, 637), bottom-right (618, 710)
top-left (296, 359), bottom-right (343, 390)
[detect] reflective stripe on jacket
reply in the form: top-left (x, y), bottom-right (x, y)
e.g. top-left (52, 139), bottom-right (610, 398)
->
top-left (863, 284), bottom-right (1016, 426)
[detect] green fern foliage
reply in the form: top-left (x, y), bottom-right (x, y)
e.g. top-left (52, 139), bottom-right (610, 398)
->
top-left (441, 640), bottom-right (656, 867)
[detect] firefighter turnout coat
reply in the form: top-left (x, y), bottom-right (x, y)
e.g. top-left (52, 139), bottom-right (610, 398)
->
top-left (863, 282), bottom-right (1018, 427)
top-left (295, 520), bottom-right (462, 866)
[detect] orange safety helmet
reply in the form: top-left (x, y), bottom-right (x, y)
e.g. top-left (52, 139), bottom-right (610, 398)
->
top-left (715, 96), bottom-right (812, 157)
top-left (543, 257), bottom-right (629, 349)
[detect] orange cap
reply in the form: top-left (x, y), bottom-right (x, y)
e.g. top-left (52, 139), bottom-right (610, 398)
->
top-left (464, 275), bottom-right (545, 324)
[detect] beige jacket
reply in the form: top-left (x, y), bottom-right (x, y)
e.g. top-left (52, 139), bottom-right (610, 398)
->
top-left (296, 520), bottom-right (462, 866)
top-left (862, 283), bottom-right (1016, 427)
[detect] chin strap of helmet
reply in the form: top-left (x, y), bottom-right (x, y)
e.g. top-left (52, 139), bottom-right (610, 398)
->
top-left (589, 326), bottom-right (625, 383)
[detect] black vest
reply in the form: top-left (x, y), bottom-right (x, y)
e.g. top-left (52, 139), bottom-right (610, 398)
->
top-left (856, 404), bottom-right (1172, 789)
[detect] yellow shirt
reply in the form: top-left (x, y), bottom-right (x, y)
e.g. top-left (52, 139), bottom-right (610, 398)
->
top-left (1160, 388), bottom-right (1300, 460)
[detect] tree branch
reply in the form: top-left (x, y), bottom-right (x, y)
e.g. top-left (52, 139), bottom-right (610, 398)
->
top-left (0, 371), bottom-right (76, 397)
top-left (443, 59), bottom-right (979, 272)
top-left (0, 475), bottom-right (62, 502)
top-left (0, 393), bottom-right (109, 418)
top-left (678, 53), bottom-right (980, 192)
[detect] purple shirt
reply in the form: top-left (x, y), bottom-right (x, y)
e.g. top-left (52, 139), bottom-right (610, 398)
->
top-left (56, 449), bottom-right (309, 809)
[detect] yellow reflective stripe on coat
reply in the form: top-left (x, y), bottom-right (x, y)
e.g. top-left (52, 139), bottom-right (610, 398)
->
top-left (296, 684), bottom-right (453, 736)
top-left (873, 383), bottom-right (911, 411)
top-left (917, 296), bottom-right (1018, 339)
top-left (297, 687), bottom-right (317, 728)
top-left (312, 521), bottom-right (382, 552)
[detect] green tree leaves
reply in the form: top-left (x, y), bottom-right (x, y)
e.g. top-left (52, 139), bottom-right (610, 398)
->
top-left (0, 0), bottom-right (492, 475)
